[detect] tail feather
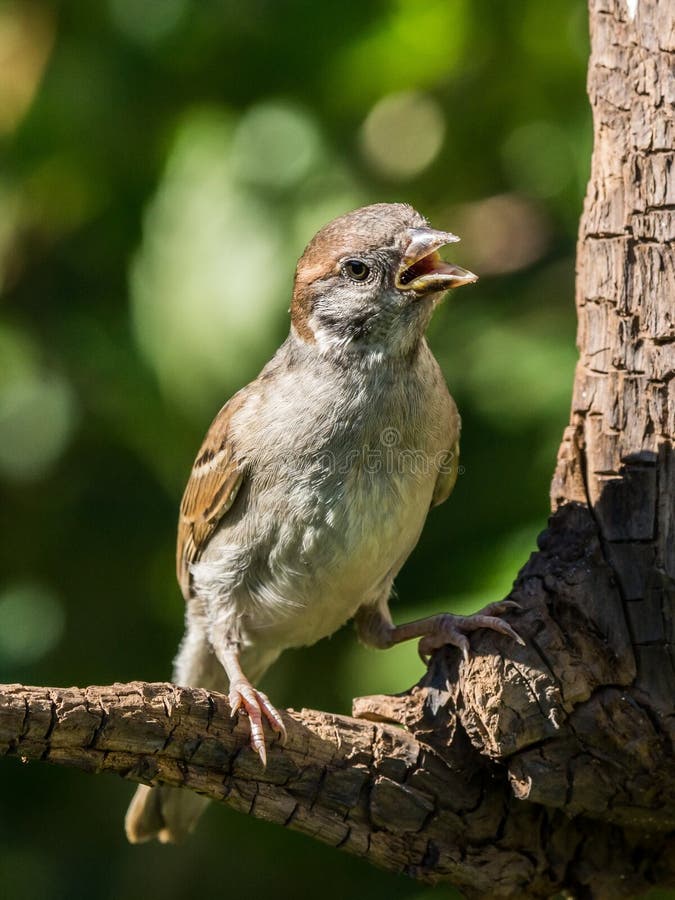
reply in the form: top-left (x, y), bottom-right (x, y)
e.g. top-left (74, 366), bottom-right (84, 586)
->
top-left (124, 629), bottom-right (277, 844)
top-left (125, 627), bottom-right (225, 844)
top-left (125, 784), bottom-right (210, 844)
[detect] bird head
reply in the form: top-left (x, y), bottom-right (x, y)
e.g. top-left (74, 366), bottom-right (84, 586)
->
top-left (291, 203), bottom-right (477, 359)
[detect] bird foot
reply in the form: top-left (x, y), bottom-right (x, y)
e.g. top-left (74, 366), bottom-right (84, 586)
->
top-left (418, 601), bottom-right (524, 665)
top-left (229, 678), bottom-right (287, 766)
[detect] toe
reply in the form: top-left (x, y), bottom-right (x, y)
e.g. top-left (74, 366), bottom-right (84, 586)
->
top-left (228, 681), bottom-right (288, 763)
top-left (419, 628), bottom-right (471, 664)
top-left (417, 637), bottom-right (431, 664)
top-left (253, 737), bottom-right (267, 767)
top-left (257, 692), bottom-right (287, 744)
top-left (478, 600), bottom-right (522, 616)
top-left (229, 683), bottom-right (269, 766)
top-left (416, 606), bottom-right (525, 664)
top-left (475, 615), bottom-right (525, 646)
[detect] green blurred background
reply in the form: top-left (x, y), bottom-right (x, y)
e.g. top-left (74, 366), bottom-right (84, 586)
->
top-left (0, 1), bottom-right (638, 898)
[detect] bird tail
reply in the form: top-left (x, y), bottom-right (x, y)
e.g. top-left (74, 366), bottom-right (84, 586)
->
top-left (125, 628), bottom-right (224, 844)
top-left (124, 631), bottom-right (277, 844)
top-left (125, 783), bottom-right (209, 844)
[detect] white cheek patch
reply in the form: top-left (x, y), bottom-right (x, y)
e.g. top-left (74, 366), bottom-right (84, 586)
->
top-left (309, 315), bottom-right (389, 368)
top-left (309, 318), bottom-right (352, 354)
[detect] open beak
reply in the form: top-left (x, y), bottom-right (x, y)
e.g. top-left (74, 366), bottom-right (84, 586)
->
top-left (396, 227), bottom-right (478, 294)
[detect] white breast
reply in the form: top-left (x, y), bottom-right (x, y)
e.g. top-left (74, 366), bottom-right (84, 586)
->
top-left (278, 458), bottom-right (435, 648)
top-left (191, 339), bottom-right (457, 657)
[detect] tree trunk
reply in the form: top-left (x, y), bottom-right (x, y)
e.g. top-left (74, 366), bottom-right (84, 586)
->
top-left (1, 1), bottom-right (674, 897)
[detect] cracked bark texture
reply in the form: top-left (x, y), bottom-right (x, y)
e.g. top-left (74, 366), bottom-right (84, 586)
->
top-left (1, 1), bottom-right (674, 897)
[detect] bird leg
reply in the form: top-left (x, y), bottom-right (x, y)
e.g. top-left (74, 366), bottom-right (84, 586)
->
top-left (219, 647), bottom-right (286, 767)
top-left (355, 600), bottom-right (524, 664)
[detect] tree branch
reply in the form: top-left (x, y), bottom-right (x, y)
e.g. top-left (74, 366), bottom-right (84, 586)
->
top-left (1, 506), bottom-right (674, 896)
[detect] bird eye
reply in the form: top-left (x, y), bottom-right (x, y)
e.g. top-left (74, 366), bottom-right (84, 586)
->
top-left (342, 259), bottom-right (371, 282)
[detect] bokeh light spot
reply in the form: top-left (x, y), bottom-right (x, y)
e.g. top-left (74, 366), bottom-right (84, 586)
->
top-left (231, 102), bottom-right (322, 189)
top-left (331, 0), bottom-right (468, 107)
top-left (502, 121), bottom-right (575, 199)
top-left (0, 327), bottom-right (78, 481)
top-left (450, 193), bottom-right (551, 276)
top-left (465, 321), bottom-right (576, 429)
top-left (0, 3), bottom-right (54, 135)
top-left (360, 92), bottom-right (445, 181)
top-left (131, 108), bottom-right (288, 413)
top-left (0, 582), bottom-right (65, 665)
top-left (108, 0), bottom-right (188, 44)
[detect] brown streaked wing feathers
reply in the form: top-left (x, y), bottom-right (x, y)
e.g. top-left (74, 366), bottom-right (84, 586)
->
top-left (431, 439), bottom-right (460, 508)
top-left (176, 394), bottom-right (246, 599)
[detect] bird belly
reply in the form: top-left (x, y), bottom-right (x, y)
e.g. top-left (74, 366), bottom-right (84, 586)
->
top-left (249, 504), bottom-right (426, 651)
top-left (193, 464), bottom-right (434, 655)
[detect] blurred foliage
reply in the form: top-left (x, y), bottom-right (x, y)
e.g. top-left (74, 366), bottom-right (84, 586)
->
top-left (0, 2), bottom-right (659, 899)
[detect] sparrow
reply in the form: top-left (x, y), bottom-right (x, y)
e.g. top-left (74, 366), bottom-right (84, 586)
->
top-left (125, 202), bottom-right (522, 844)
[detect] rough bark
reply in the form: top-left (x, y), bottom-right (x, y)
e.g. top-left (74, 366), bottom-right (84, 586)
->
top-left (1, 1), bottom-right (674, 897)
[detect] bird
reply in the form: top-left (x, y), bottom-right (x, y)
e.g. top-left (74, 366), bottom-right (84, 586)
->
top-left (125, 202), bottom-right (522, 844)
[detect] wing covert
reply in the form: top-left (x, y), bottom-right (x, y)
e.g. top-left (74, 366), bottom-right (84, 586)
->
top-left (176, 394), bottom-right (246, 598)
top-left (431, 438), bottom-right (460, 508)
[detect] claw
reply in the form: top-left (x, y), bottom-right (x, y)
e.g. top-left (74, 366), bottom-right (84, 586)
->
top-left (228, 679), bottom-right (286, 766)
top-left (478, 600), bottom-right (522, 616)
top-left (417, 604), bottom-right (525, 664)
top-left (230, 694), bottom-right (242, 717)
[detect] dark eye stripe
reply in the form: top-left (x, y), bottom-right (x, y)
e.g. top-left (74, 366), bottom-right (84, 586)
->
top-left (315, 310), bottom-right (373, 341)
